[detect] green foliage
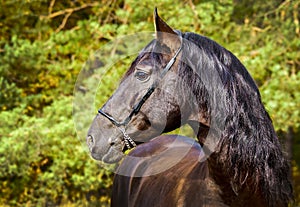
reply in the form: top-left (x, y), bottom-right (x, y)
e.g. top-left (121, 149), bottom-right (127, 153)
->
top-left (0, 97), bottom-right (113, 206)
top-left (0, 0), bottom-right (299, 206)
top-left (0, 76), bottom-right (21, 110)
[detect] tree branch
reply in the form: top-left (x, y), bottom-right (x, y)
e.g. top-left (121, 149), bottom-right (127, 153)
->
top-left (55, 11), bottom-right (72, 33)
top-left (293, 1), bottom-right (300, 35)
top-left (42, 2), bottom-right (99, 20)
top-left (48, 0), bottom-right (56, 15)
top-left (188, 0), bottom-right (201, 31)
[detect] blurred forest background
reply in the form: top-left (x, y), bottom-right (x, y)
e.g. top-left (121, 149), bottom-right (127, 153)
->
top-left (0, 0), bottom-right (299, 206)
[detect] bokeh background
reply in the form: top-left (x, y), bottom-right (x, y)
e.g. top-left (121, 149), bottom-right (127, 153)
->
top-left (0, 0), bottom-right (299, 206)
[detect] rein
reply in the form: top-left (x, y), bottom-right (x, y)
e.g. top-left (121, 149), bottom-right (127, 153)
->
top-left (98, 34), bottom-right (183, 150)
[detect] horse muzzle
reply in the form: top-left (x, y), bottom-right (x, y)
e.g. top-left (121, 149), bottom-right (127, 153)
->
top-left (87, 132), bottom-right (125, 163)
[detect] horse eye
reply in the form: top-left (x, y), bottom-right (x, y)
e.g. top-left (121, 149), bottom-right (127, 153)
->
top-left (134, 70), bottom-right (150, 81)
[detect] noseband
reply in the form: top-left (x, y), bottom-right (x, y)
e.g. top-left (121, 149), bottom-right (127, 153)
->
top-left (98, 34), bottom-right (183, 150)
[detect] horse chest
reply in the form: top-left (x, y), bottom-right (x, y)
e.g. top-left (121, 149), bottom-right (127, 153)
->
top-left (112, 138), bottom-right (228, 207)
top-left (112, 171), bottom-right (228, 207)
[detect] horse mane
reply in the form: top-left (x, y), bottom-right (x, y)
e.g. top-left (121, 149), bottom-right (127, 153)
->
top-left (119, 31), bottom-right (293, 206)
top-left (179, 32), bottom-right (293, 206)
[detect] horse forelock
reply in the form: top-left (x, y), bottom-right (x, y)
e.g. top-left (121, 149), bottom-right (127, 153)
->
top-left (121, 39), bottom-right (167, 82)
top-left (179, 32), bottom-right (293, 206)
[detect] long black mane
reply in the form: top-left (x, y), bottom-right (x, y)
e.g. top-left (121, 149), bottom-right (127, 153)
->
top-left (179, 32), bottom-right (293, 206)
top-left (119, 31), bottom-right (293, 206)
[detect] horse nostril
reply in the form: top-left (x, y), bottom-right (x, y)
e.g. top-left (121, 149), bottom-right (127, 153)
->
top-left (87, 135), bottom-right (94, 148)
top-left (110, 141), bottom-right (115, 146)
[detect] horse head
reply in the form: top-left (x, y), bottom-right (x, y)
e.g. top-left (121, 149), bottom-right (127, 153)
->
top-left (87, 9), bottom-right (199, 163)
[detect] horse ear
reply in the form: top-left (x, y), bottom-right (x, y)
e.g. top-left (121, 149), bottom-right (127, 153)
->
top-left (154, 8), bottom-right (180, 51)
top-left (154, 8), bottom-right (176, 36)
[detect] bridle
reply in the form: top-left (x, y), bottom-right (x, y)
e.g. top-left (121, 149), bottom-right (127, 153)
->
top-left (98, 34), bottom-right (183, 150)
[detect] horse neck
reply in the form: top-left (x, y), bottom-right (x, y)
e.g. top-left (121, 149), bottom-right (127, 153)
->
top-left (194, 118), bottom-right (292, 207)
top-left (193, 115), bottom-right (289, 207)
top-left (181, 33), bottom-right (292, 206)
top-left (207, 152), bottom-right (269, 207)
top-left (192, 114), bottom-right (292, 207)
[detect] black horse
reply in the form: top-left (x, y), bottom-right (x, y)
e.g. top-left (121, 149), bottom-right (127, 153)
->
top-left (87, 9), bottom-right (293, 206)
